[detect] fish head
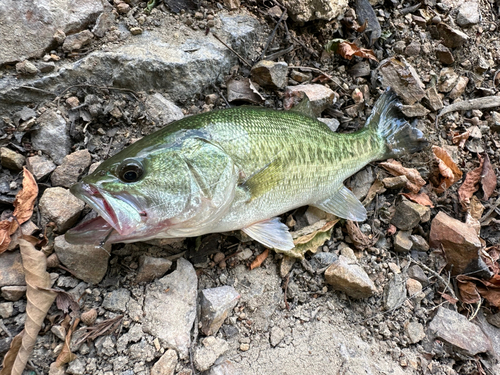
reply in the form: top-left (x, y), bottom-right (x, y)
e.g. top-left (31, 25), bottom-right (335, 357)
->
top-left (65, 148), bottom-right (200, 245)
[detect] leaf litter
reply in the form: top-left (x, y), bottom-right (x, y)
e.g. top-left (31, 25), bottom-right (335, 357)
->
top-left (379, 159), bottom-right (426, 193)
top-left (431, 146), bottom-right (463, 193)
top-left (0, 168), bottom-right (38, 253)
top-left (458, 153), bottom-right (497, 209)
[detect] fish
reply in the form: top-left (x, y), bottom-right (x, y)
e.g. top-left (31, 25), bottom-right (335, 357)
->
top-left (65, 90), bottom-right (427, 251)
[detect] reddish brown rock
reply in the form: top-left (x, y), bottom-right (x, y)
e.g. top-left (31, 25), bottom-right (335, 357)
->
top-left (429, 211), bottom-right (482, 275)
top-left (325, 255), bottom-right (377, 299)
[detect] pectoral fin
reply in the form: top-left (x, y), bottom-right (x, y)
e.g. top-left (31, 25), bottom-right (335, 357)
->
top-left (242, 217), bottom-right (294, 251)
top-left (313, 185), bottom-right (367, 221)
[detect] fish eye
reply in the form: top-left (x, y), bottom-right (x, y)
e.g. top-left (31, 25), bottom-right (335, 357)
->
top-left (118, 160), bottom-right (143, 183)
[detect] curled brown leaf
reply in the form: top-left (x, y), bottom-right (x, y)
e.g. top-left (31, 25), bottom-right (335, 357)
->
top-left (402, 192), bottom-right (434, 207)
top-left (250, 248), bottom-right (269, 270)
top-left (325, 39), bottom-right (378, 62)
top-left (5, 239), bottom-right (57, 375)
top-left (0, 332), bottom-right (24, 375)
top-left (0, 168), bottom-right (38, 253)
top-left (458, 155), bottom-right (483, 210)
top-left (432, 146), bottom-right (463, 193)
top-left (379, 160), bottom-right (426, 193)
top-left (481, 153), bottom-right (497, 201)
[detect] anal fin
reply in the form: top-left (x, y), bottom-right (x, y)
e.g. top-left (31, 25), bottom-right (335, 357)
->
top-left (313, 185), bottom-right (367, 221)
top-left (242, 217), bottom-right (294, 251)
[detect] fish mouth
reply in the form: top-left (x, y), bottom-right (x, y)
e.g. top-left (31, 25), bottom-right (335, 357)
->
top-left (65, 182), bottom-right (144, 244)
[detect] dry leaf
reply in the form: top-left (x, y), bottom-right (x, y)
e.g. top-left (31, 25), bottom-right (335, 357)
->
top-left (3, 239), bottom-right (57, 375)
top-left (55, 290), bottom-right (81, 317)
top-left (74, 315), bottom-right (123, 346)
top-left (226, 78), bottom-right (264, 104)
top-left (456, 276), bottom-right (481, 304)
top-left (286, 219), bottom-right (339, 259)
top-left (0, 332), bottom-right (24, 375)
top-left (458, 155), bottom-right (483, 209)
top-left (346, 220), bottom-right (375, 251)
top-left (457, 274), bottom-right (500, 308)
top-left (379, 160), bottom-right (426, 193)
top-left (55, 318), bottom-right (79, 368)
top-left (362, 179), bottom-right (385, 206)
top-left (439, 292), bottom-right (458, 305)
top-left (451, 130), bottom-right (470, 148)
top-left (325, 39), bottom-right (378, 62)
top-left (250, 248), bottom-right (269, 270)
top-left (481, 153), bottom-right (496, 201)
top-left (432, 146), bottom-right (463, 193)
top-left (0, 168), bottom-right (38, 253)
top-left (402, 192), bottom-right (434, 207)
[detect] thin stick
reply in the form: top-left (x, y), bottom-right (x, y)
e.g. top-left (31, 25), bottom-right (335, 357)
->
top-left (259, 9), bottom-right (287, 61)
top-left (212, 33), bottom-right (252, 67)
top-left (411, 258), bottom-right (457, 301)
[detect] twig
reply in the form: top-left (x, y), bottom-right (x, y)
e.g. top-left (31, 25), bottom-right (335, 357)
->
top-left (480, 196), bottom-right (500, 223)
top-left (264, 45), bottom-right (295, 61)
top-left (259, 9), bottom-right (288, 61)
top-left (211, 33), bottom-right (252, 67)
top-left (469, 298), bottom-right (482, 321)
top-left (411, 258), bottom-right (457, 301)
top-left (288, 65), bottom-right (346, 91)
top-left (437, 96), bottom-right (500, 126)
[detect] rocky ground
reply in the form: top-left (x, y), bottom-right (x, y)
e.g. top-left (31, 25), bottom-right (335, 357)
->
top-left (1, 0), bottom-right (500, 374)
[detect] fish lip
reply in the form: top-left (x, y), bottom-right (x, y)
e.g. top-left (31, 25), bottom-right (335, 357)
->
top-left (70, 182), bottom-right (142, 236)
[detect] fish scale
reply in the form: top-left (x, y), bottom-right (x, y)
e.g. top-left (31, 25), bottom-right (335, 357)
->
top-left (66, 90), bottom-right (427, 251)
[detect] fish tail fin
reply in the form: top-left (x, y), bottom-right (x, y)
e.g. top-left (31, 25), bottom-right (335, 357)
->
top-left (367, 88), bottom-right (428, 158)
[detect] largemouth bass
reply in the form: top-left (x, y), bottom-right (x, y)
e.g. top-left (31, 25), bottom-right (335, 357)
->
top-left (65, 90), bottom-right (426, 250)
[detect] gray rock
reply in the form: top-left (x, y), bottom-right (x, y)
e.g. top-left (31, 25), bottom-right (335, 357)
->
top-left (15, 60), bottom-right (39, 75)
top-left (92, 11), bottom-right (116, 38)
top-left (1, 285), bottom-right (27, 301)
top-left (200, 286), bottom-right (240, 336)
top-left (400, 103), bottom-right (430, 118)
top-left (391, 199), bottom-right (430, 231)
top-left (62, 30), bottom-right (94, 52)
top-left (0, 302), bottom-right (14, 318)
top-left (0, 0), bottom-right (104, 64)
top-left (283, 0), bottom-right (348, 22)
top-left (145, 93), bottom-right (184, 126)
top-left (435, 44), bottom-right (454, 65)
top-left (383, 273), bottom-right (406, 310)
top-left (193, 336), bottom-right (229, 372)
top-left (103, 288), bottom-right (130, 313)
top-left (350, 166), bottom-right (374, 200)
top-left (66, 358), bottom-right (86, 375)
top-left (27, 155), bottom-right (57, 180)
top-left (404, 41), bottom-right (420, 57)
top-left (270, 326), bottom-right (285, 347)
top-left (54, 235), bottom-right (110, 284)
top-left (37, 61), bottom-right (56, 73)
top-left (449, 76), bottom-right (469, 100)
top-left (438, 67), bottom-right (459, 93)
top-left (151, 349), bottom-right (178, 375)
top-left (437, 23), bottom-right (469, 49)
top-left (290, 70), bottom-right (312, 83)
top-left (135, 256), bottom-right (173, 283)
top-left (96, 336), bottom-right (116, 357)
top-left (410, 235), bottom-right (429, 252)
top-left (317, 117), bottom-right (340, 132)
top-left (51, 325), bottom-right (66, 341)
top-left (116, 324), bottom-right (143, 353)
top-left (31, 110), bottom-right (70, 165)
top-left (325, 255), bottom-right (377, 299)
top-left (382, 175), bottom-right (408, 189)
top-left (56, 275), bottom-right (79, 289)
top-left (251, 60), bottom-right (288, 89)
top-left (284, 84), bottom-right (336, 117)
top-left (51, 150), bottom-right (92, 188)
top-left (407, 265), bottom-right (429, 286)
top-left (423, 86), bottom-right (444, 112)
top-left (309, 252), bottom-right (338, 270)
top-left (39, 187), bottom-right (85, 232)
top-left (0, 251), bottom-right (26, 287)
top-left (405, 321), bottom-right (425, 344)
top-left (0, 147), bottom-right (25, 170)
top-left (456, 2), bottom-right (480, 27)
top-left (487, 312), bottom-right (500, 328)
top-left (128, 338), bottom-right (155, 361)
top-left (428, 306), bottom-right (491, 356)
top-left (376, 57), bottom-right (426, 105)
top-left (206, 360), bottom-right (241, 375)
top-left (143, 258), bottom-right (197, 359)
top-left (394, 231), bottom-right (412, 253)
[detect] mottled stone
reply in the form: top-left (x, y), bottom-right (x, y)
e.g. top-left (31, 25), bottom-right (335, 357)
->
top-left (429, 211), bottom-right (482, 275)
top-left (15, 60), bottom-right (39, 75)
top-left (103, 288), bottom-right (131, 313)
top-left (325, 255), bottom-right (377, 299)
top-left (39, 187), bottom-right (85, 232)
top-left (383, 175), bottom-right (408, 189)
top-left (194, 337), bottom-right (229, 372)
top-left (51, 150), bottom-right (92, 188)
top-left (54, 235), bottom-right (110, 284)
top-left (0, 147), bottom-right (25, 170)
top-left (423, 86), bottom-right (444, 112)
top-left (383, 273), bottom-right (406, 310)
top-left (143, 258), bottom-right (197, 359)
top-left (31, 110), bottom-right (70, 165)
top-left (437, 23), bottom-right (469, 49)
top-left (145, 93), bottom-right (184, 126)
top-left (391, 199), bottom-right (430, 231)
top-left (200, 286), bottom-right (240, 336)
top-left (394, 231), bottom-right (412, 253)
top-left (0, 251), bottom-right (25, 287)
top-left (405, 321), bottom-right (425, 344)
top-left (251, 60), bottom-right (288, 89)
top-left (284, 84), bottom-right (336, 117)
top-left (62, 30), bottom-right (94, 52)
top-left (270, 326), bottom-right (285, 347)
top-left (1, 285), bottom-right (27, 301)
top-left (456, 2), bottom-right (480, 27)
top-left (428, 306), bottom-right (491, 355)
top-left (135, 256), bottom-right (173, 283)
top-left (27, 155), bottom-right (57, 180)
top-left (435, 44), bottom-right (454, 65)
top-left (449, 76), bottom-right (469, 100)
top-left (282, 0), bottom-right (348, 22)
top-left (151, 349), bottom-right (178, 375)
